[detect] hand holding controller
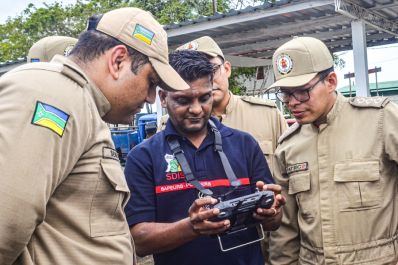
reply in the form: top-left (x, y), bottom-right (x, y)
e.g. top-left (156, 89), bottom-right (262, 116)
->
top-left (208, 190), bottom-right (274, 232)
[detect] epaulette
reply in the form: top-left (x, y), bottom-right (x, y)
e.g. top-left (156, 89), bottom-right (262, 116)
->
top-left (241, 96), bottom-right (276, 108)
top-left (5, 62), bottom-right (63, 76)
top-left (278, 122), bottom-right (301, 144)
top-left (349, 96), bottom-right (390, 108)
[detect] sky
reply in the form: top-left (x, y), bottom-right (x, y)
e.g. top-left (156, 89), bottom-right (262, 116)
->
top-left (334, 44), bottom-right (398, 90)
top-left (0, 0), bottom-right (77, 23)
top-left (1, 0), bottom-right (398, 91)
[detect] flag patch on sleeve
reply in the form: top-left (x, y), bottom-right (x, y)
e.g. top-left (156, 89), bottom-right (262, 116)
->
top-left (133, 24), bottom-right (155, 45)
top-left (31, 101), bottom-right (69, 137)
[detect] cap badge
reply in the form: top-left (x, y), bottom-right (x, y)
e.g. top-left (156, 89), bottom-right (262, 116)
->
top-left (276, 54), bottom-right (293, 75)
top-left (133, 24), bottom-right (155, 45)
top-left (64, 44), bottom-right (75, 56)
top-left (181, 41), bottom-right (198, 51)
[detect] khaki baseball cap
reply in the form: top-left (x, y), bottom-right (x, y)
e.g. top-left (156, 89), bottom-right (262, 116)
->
top-left (268, 37), bottom-right (333, 90)
top-left (94, 7), bottom-right (188, 91)
top-left (27, 36), bottom-right (77, 63)
top-left (176, 36), bottom-right (225, 61)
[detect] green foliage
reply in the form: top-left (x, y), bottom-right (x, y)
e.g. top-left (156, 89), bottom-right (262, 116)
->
top-left (229, 66), bottom-right (256, 95)
top-left (0, 0), bottom-right (232, 62)
top-left (333, 54), bottom-right (346, 70)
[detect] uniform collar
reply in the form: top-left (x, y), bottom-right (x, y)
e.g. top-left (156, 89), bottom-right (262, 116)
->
top-left (225, 91), bottom-right (237, 115)
top-left (326, 92), bottom-right (347, 122)
top-left (52, 55), bottom-right (111, 118)
top-left (164, 116), bottom-right (233, 139)
top-left (317, 92), bottom-right (347, 130)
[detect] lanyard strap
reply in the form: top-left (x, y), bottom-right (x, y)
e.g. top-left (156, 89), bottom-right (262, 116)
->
top-left (208, 119), bottom-right (241, 187)
top-left (167, 120), bottom-right (241, 196)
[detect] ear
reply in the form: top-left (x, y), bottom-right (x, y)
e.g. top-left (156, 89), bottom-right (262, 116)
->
top-left (223, 61), bottom-right (232, 78)
top-left (158, 89), bottom-right (168, 107)
top-left (325, 72), bottom-right (338, 93)
top-left (108, 45), bottom-right (130, 80)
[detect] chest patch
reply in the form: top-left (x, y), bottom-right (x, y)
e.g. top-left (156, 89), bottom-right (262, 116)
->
top-left (286, 162), bottom-right (308, 174)
top-left (165, 154), bottom-right (181, 173)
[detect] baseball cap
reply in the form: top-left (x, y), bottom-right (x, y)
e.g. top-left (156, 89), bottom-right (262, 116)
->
top-left (94, 7), bottom-right (188, 91)
top-left (27, 36), bottom-right (77, 63)
top-left (268, 37), bottom-right (333, 90)
top-left (176, 36), bottom-right (225, 61)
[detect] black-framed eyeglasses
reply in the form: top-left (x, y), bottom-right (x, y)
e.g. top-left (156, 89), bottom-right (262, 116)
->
top-left (275, 72), bottom-right (329, 103)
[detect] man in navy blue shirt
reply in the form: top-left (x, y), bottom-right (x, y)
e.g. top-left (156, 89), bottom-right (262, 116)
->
top-left (124, 50), bottom-right (285, 265)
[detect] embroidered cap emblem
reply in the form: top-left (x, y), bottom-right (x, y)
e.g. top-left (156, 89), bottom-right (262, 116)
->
top-left (181, 41), bottom-right (198, 51)
top-left (133, 24), bottom-right (155, 45)
top-left (64, 44), bottom-right (75, 56)
top-left (276, 54), bottom-right (293, 75)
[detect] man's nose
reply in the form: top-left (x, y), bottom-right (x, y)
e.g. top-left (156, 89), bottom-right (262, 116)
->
top-left (189, 101), bottom-right (202, 114)
top-left (287, 94), bottom-right (301, 108)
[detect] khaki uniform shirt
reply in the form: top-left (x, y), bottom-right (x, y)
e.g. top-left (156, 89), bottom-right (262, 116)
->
top-left (158, 92), bottom-right (287, 175)
top-left (0, 56), bottom-right (134, 265)
top-left (270, 93), bottom-right (398, 265)
top-left (217, 92), bottom-right (287, 175)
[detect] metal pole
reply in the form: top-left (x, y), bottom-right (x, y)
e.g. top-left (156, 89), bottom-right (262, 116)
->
top-left (375, 66), bottom-right (379, 96)
top-left (351, 20), bottom-right (370, 96)
top-left (349, 75), bottom-right (352, 97)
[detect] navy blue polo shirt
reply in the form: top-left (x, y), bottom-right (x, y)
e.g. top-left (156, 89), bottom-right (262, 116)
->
top-left (124, 117), bottom-right (273, 265)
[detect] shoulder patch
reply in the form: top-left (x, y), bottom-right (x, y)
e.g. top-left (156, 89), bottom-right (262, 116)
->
top-left (278, 122), bottom-right (300, 144)
top-left (349, 96), bottom-right (390, 108)
top-left (31, 101), bottom-right (69, 137)
top-left (240, 96), bottom-right (276, 108)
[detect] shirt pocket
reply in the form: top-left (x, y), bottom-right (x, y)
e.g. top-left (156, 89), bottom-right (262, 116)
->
top-left (259, 140), bottom-right (273, 156)
top-left (90, 159), bottom-right (130, 237)
top-left (259, 140), bottom-right (274, 171)
top-left (288, 172), bottom-right (312, 219)
top-left (333, 160), bottom-right (381, 211)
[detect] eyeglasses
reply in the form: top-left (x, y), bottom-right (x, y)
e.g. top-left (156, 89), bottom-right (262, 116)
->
top-left (275, 73), bottom-right (329, 103)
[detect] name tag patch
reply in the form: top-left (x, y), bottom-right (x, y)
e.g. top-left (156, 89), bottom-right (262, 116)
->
top-left (286, 162), bottom-right (308, 174)
top-left (103, 147), bottom-right (119, 161)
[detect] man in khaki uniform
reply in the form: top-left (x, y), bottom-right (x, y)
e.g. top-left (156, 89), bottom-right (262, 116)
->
top-left (268, 37), bottom-right (398, 264)
top-left (0, 7), bottom-right (188, 265)
top-left (27, 36), bottom-right (77, 63)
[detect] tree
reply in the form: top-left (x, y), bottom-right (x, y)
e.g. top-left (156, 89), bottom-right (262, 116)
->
top-left (0, 0), bottom-right (232, 62)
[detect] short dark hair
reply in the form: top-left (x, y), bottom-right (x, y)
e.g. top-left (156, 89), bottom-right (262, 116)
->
top-left (319, 66), bottom-right (334, 77)
top-left (70, 15), bottom-right (149, 74)
top-left (169, 50), bottom-right (214, 83)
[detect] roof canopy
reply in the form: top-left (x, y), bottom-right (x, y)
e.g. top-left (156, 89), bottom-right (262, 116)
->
top-left (165, 0), bottom-right (398, 65)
